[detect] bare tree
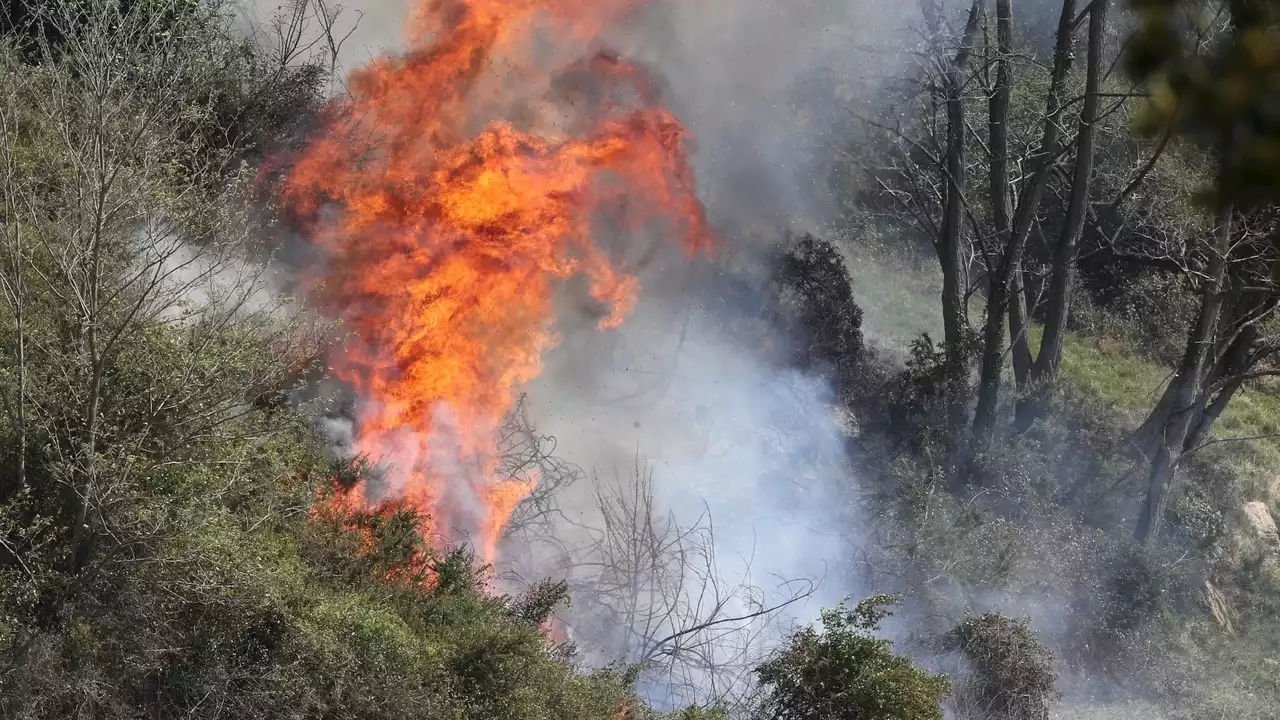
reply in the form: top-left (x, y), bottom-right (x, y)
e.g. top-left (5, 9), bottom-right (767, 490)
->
top-left (856, 0), bottom-right (1186, 460)
top-left (1016, 0), bottom-right (1113, 425)
top-left (855, 0), bottom-right (1104, 448)
top-left (243, 0), bottom-right (363, 97)
top-left (504, 462), bottom-right (817, 712)
top-left (0, 0), bottom-right (335, 584)
top-left (972, 0), bottom-right (1097, 444)
top-left (493, 393), bottom-right (585, 539)
top-left (1025, 1), bottom-right (1280, 543)
top-left (927, 0), bottom-right (985, 433)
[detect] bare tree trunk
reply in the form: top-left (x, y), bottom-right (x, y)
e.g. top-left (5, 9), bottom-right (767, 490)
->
top-left (1017, 0), bottom-right (1110, 429)
top-left (1135, 205), bottom-right (1231, 544)
top-left (971, 0), bottom-right (1014, 445)
top-left (1182, 346), bottom-right (1251, 454)
top-left (1137, 438), bottom-right (1179, 544)
top-left (935, 0), bottom-right (984, 433)
top-left (970, 0), bottom-right (1079, 447)
top-left (1130, 378), bottom-right (1177, 461)
top-left (67, 46), bottom-right (116, 576)
top-left (1133, 292), bottom-right (1269, 489)
top-left (1009, 266), bottom-right (1034, 386)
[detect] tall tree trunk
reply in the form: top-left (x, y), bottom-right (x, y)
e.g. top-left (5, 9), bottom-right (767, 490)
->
top-left (1017, 0), bottom-right (1110, 430)
top-left (1135, 206), bottom-right (1232, 544)
top-left (938, 0), bottom-right (984, 433)
top-left (1009, 265), bottom-right (1034, 386)
top-left (1137, 437), bottom-right (1180, 544)
top-left (970, 0), bottom-right (1079, 447)
top-left (971, 0), bottom-right (1015, 445)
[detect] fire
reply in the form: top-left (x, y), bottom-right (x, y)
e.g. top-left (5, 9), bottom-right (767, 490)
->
top-left (541, 615), bottom-right (572, 646)
top-left (284, 0), bottom-right (713, 567)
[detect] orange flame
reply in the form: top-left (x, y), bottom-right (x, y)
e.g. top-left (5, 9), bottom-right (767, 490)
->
top-left (542, 615), bottom-right (572, 645)
top-left (284, 0), bottom-right (713, 566)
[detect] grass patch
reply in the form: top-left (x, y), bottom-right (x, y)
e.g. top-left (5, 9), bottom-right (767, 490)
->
top-left (1034, 328), bottom-right (1280, 501)
top-left (979, 296), bottom-right (1279, 502)
top-left (843, 246), bottom-right (943, 358)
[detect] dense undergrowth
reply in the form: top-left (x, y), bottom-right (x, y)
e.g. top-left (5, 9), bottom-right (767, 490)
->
top-left (0, 2), bottom-right (960, 718)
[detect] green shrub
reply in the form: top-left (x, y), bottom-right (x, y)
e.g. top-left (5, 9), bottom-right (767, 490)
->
top-left (753, 595), bottom-right (950, 720)
top-left (778, 231), bottom-right (868, 406)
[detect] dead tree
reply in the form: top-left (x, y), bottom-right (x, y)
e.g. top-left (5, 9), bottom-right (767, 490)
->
top-left (503, 462), bottom-right (817, 712)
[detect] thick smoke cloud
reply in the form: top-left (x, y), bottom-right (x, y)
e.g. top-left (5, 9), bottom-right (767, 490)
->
top-left (511, 249), bottom-right (862, 707)
top-left (505, 4), bottom-right (910, 703)
top-left (611, 1), bottom-right (913, 230)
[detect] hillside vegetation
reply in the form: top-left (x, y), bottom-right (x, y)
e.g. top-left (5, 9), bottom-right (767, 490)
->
top-left (2, 0), bottom-right (1280, 719)
top-left (813, 0), bottom-right (1280, 716)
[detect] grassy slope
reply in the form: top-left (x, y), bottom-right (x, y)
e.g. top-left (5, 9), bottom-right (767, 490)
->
top-left (1044, 330), bottom-right (1280, 501)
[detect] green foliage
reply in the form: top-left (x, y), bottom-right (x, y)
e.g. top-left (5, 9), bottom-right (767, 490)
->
top-left (0, 1), bottom-right (659, 718)
top-left (779, 232), bottom-right (866, 376)
top-left (4, 0), bottom-right (1280, 718)
top-left (1128, 0), bottom-right (1280, 208)
top-left (753, 595), bottom-right (950, 720)
top-left (875, 333), bottom-right (977, 453)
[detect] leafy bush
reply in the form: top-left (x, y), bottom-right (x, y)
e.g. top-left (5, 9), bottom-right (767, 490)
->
top-left (873, 334), bottom-right (965, 454)
top-left (777, 232), bottom-right (867, 403)
top-left (752, 595), bottom-right (950, 720)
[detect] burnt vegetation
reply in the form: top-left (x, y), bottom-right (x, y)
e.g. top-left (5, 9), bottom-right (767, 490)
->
top-left (1, 0), bottom-right (1279, 719)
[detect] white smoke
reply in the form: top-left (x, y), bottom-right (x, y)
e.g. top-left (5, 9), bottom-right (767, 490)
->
top-left (485, 4), bottom-right (911, 703)
top-left (613, 0), bottom-right (915, 229)
top-left (487, 244), bottom-right (864, 708)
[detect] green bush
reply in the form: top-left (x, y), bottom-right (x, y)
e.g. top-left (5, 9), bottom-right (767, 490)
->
top-left (778, 232), bottom-right (868, 406)
top-left (753, 595), bottom-right (950, 720)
